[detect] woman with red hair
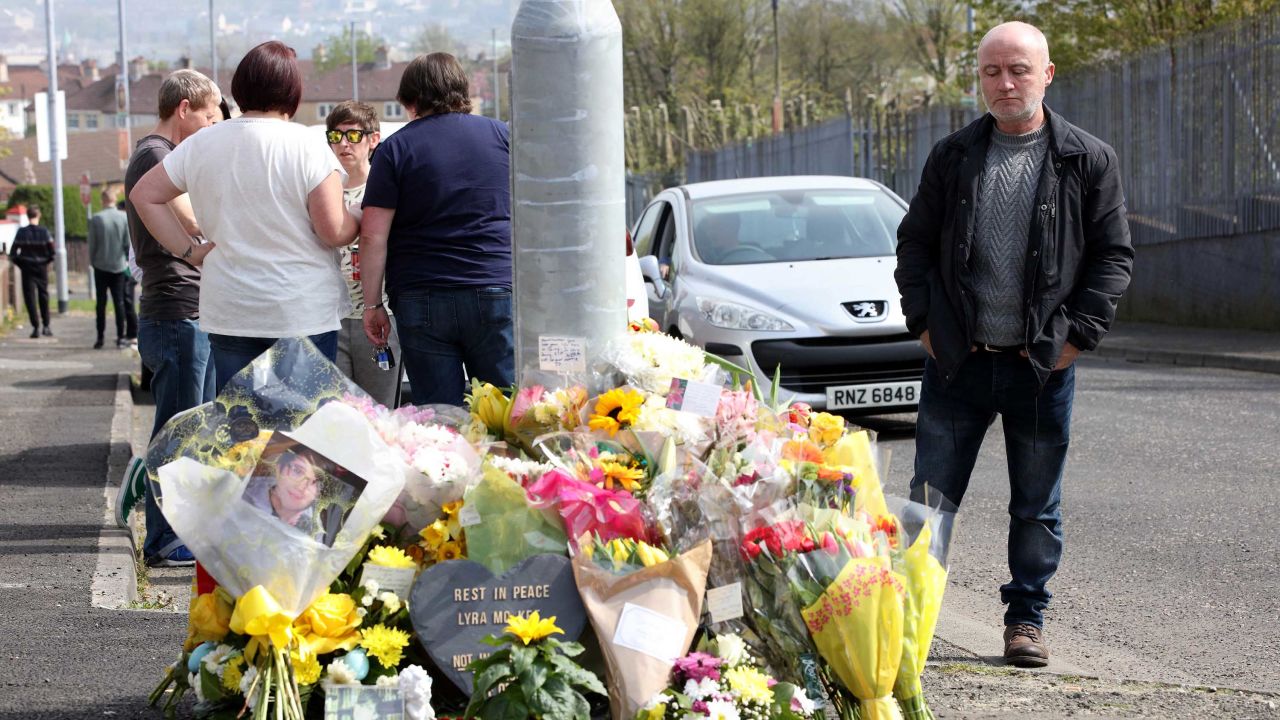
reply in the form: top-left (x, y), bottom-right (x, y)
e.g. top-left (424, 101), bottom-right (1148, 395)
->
top-left (131, 40), bottom-right (359, 390)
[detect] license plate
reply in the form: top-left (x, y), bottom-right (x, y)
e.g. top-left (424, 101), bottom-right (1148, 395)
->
top-left (826, 381), bottom-right (921, 410)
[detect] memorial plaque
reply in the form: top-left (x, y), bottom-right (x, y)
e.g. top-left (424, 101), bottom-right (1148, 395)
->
top-left (408, 554), bottom-right (585, 694)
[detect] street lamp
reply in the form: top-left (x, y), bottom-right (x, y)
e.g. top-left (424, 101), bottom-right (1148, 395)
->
top-left (772, 0), bottom-right (782, 133)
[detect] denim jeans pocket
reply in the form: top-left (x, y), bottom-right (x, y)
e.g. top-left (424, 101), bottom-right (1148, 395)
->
top-left (393, 295), bottom-right (432, 331)
top-left (477, 287), bottom-right (512, 327)
top-left (137, 320), bottom-right (172, 374)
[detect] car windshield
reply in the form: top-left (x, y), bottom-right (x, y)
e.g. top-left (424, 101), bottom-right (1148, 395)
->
top-left (690, 188), bottom-right (905, 265)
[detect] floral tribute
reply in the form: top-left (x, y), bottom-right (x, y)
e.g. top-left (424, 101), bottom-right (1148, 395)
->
top-left (143, 325), bottom-right (955, 720)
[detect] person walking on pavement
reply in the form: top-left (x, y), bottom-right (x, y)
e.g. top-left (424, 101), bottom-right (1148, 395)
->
top-left (325, 100), bottom-right (402, 409)
top-left (118, 68), bottom-right (223, 568)
top-left (88, 188), bottom-right (132, 349)
top-left (119, 200), bottom-right (140, 346)
top-left (894, 21), bottom-right (1134, 667)
top-left (359, 52), bottom-right (514, 406)
top-left (8, 205), bottom-right (55, 338)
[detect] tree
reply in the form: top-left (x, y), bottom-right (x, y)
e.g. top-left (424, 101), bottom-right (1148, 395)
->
top-left (619, 0), bottom-right (685, 109)
top-left (313, 30), bottom-right (389, 74)
top-left (413, 23), bottom-right (459, 56)
top-left (680, 0), bottom-right (768, 101)
top-left (885, 0), bottom-right (970, 104)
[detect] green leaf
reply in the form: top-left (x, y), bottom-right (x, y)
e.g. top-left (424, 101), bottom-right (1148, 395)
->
top-left (529, 676), bottom-right (576, 719)
top-left (509, 644), bottom-right (536, 676)
top-left (553, 640), bottom-right (585, 658)
top-left (470, 662), bottom-right (514, 699)
top-left (467, 650), bottom-right (505, 676)
top-left (549, 654), bottom-right (606, 697)
top-left (518, 661), bottom-right (549, 700)
top-left (476, 693), bottom-right (530, 720)
top-left (479, 634), bottom-right (510, 648)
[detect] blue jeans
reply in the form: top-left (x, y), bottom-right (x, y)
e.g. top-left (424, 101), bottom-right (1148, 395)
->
top-left (391, 286), bottom-right (514, 406)
top-left (910, 352), bottom-right (1075, 628)
top-left (138, 318), bottom-right (215, 561)
top-left (208, 331), bottom-right (338, 394)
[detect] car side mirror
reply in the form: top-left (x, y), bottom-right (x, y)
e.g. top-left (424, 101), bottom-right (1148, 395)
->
top-left (638, 255), bottom-right (667, 299)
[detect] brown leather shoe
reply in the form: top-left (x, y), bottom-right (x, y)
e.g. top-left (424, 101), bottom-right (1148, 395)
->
top-left (1003, 623), bottom-right (1049, 668)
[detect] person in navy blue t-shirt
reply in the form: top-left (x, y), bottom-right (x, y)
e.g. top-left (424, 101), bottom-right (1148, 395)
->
top-left (359, 52), bottom-right (514, 406)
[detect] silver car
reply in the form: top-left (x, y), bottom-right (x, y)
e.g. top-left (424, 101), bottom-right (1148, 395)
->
top-left (632, 176), bottom-right (926, 414)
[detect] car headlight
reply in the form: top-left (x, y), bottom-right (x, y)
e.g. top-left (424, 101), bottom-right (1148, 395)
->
top-left (696, 297), bottom-right (794, 331)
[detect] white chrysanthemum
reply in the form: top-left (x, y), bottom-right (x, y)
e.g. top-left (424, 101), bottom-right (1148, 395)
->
top-left (239, 666), bottom-right (259, 710)
top-left (201, 644), bottom-right (236, 675)
top-left (641, 693), bottom-right (669, 711)
top-left (703, 700), bottom-right (741, 720)
top-left (379, 591), bottom-right (402, 614)
top-left (682, 677), bottom-right (720, 700)
top-left (608, 333), bottom-right (708, 396)
top-left (399, 665), bottom-right (436, 720)
top-left (714, 633), bottom-right (749, 666)
top-left (361, 578), bottom-right (381, 595)
top-left (325, 659), bottom-right (358, 686)
top-left (189, 672), bottom-right (204, 703)
top-left (375, 674), bottom-right (400, 688)
top-left (635, 396), bottom-right (711, 446)
top-left (487, 455), bottom-right (554, 482)
top-left (361, 592), bottom-right (374, 607)
top-left (356, 607), bottom-right (368, 618)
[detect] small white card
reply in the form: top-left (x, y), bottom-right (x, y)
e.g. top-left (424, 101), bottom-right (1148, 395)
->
top-left (360, 563), bottom-right (415, 599)
top-left (666, 378), bottom-right (722, 417)
top-left (612, 602), bottom-right (688, 662)
top-left (705, 583), bottom-right (744, 623)
top-left (538, 335), bottom-right (587, 373)
top-left (458, 504), bottom-right (482, 528)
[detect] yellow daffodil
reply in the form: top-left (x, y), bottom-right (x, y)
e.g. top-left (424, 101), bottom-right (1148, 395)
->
top-left (367, 545), bottom-right (416, 570)
top-left (588, 388), bottom-right (644, 436)
top-left (419, 520), bottom-right (449, 550)
top-left (724, 665), bottom-right (774, 704)
top-left (441, 500), bottom-right (464, 517)
top-left (293, 592), bottom-right (362, 657)
top-left (359, 624), bottom-right (412, 669)
top-left (808, 412), bottom-right (846, 447)
top-left (598, 460), bottom-right (645, 492)
top-left (504, 610), bottom-right (563, 645)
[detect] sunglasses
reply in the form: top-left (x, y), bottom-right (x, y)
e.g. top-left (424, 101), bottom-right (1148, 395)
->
top-left (326, 129), bottom-right (371, 144)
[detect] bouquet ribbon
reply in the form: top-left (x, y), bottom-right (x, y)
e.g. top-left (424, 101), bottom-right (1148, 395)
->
top-left (230, 585), bottom-right (295, 661)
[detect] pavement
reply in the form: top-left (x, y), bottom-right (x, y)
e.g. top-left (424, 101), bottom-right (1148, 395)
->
top-left (1, 311), bottom-right (1278, 718)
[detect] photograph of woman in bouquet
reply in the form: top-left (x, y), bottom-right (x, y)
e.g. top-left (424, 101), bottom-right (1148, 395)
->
top-left (241, 436), bottom-right (366, 547)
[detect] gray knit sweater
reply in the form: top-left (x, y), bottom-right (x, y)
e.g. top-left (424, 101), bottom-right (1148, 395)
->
top-left (972, 124), bottom-right (1050, 346)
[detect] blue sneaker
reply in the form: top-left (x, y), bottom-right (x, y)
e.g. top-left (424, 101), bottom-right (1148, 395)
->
top-left (146, 545), bottom-right (195, 568)
top-left (115, 457), bottom-right (147, 528)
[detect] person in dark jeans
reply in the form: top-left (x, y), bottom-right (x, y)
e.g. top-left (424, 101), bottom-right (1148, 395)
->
top-left (894, 22), bottom-right (1133, 667)
top-left (121, 68), bottom-right (224, 567)
top-left (359, 52), bottom-right (513, 405)
top-left (88, 188), bottom-right (133, 349)
top-left (9, 205), bottom-right (55, 338)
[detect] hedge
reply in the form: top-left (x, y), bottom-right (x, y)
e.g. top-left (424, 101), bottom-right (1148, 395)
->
top-left (6, 184), bottom-right (105, 239)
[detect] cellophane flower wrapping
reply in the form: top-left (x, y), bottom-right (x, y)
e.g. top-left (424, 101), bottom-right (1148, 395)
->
top-left (885, 490), bottom-right (956, 720)
top-left (341, 397), bottom-right (483, 533)
top-left (461, 464), bottom-right (568, 575)
top-left (790, 530), bottom-right (907, 720)
top-left (150, 338), bottom-right (407, 617)
top-left (572, 538), bottom-right (713, 720)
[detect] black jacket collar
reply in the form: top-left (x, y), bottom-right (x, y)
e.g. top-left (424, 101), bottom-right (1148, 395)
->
top-left (947, 103), bottom-right (1088, 158)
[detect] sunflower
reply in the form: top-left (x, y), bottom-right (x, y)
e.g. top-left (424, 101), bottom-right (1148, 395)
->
top-left (435, 540), bottom-right (464, 562)
top-left (504, 610), bottom-right (563, 645)
top-left (588, 388), bottom-right (644, 436)
top-left (597, 460), bottom-right (645, 493)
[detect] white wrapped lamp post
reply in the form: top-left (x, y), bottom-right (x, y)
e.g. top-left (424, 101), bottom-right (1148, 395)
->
top-left (510, 0), bottom-right (627, 386)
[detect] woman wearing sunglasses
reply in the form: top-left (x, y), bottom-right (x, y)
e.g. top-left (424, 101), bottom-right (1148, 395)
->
top-left (325, 101), bottom-right (402, 409)
top-left (131, 40), bottom-right (358, 391)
